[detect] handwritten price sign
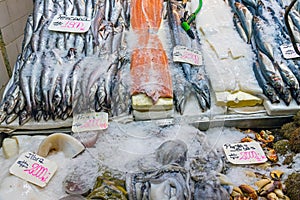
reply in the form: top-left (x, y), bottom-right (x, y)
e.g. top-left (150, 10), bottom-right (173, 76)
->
top-left (9, 152), bottom-right (57, 187)
top-left (280, 44), bottom-right (300, 59)
top-left (223, 142), bottom-right (267, 164)
top-left (173, 45), bottom-right (203, 66)
top-left (72, 112), bottom-right (108, 133)
top-left (49, 15), bottom-right (91, 33)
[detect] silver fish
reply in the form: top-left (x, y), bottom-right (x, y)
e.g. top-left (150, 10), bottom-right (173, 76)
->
top-left (252, 61), bottom-right (280, 103)
top-left (14, 90), bottom-right (26, 114)
top-left (241, 0), bottom-right (257, 8)
top-left (22, 15), bottom-right (34, 54)
top-left (253, 16), bottom-right (275, 62)
top-left (19, 109), bottom-right (31, 126)
top-left (234, 2), bottom-right (253, 43)
top-left (289, 10), bottom-right (300, 31)
top-left (95, 77), bottom-right (107, 112)
top-left (233, 13), bottom-right (248, 43)
top-left (5, 113), bottom-right (18, 125)
top-left (44, 0), bottom-right (55, 19)
top-left (4, 83), bottom-right (20, 115)
top-left (257, 52), bottom-right (292, 105)
top-left (85, 0), bottom-right (94, 19)
top-left (85, 30), bottom-right (94, 56)
top-left (33, 0), bottom-right (45, 31)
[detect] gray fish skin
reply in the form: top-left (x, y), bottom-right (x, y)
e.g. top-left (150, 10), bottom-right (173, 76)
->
top-left (95, 78), bottom-right (107, 112)
top-left (252, 62), bottom-right (280, 103)
top-left (33, 0), bottom-right (45, 31)
top-left (253, 16), bottom-right (275, 62)
top-left (234, 2), bottom-right (253, 44)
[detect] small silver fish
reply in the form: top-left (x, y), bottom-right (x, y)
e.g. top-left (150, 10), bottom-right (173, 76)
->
top-left (234, 2), bottom-right (253, 43)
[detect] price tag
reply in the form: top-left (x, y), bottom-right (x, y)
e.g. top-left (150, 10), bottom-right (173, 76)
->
top-left (49, 15), bottom-right (91, 33)
top-left (173, 45), bottom-right (203, 66)
top-left (223, 142), bottom-right (267, 164)
top-left (72, 112), bottom-right (108, 133)
top-left (9, 152), bottom-right (57, 187)
top-left (280, 43), bottom-right (300, 59)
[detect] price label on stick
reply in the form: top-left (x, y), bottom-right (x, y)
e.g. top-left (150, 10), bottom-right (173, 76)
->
top-left (72, 112), bottom-right (108, 133)
top-left (9, 152), bottom-right (57, 187)
top-left (280, 43), bottom-right (300, 59)
top-left (223, 142), bottom-right (267, 164)
top-left (173, 45), bottom-right (203, 66)
top-left (49, 15), bottom-right (91, 33)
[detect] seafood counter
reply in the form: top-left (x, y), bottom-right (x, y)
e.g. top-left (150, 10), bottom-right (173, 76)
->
top-left (0, 0), bottom-right (300, 132)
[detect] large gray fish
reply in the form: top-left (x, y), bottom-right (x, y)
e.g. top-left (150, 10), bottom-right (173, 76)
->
top-left (252, 61), bottom-right (280, 103)
top-left (252, 16), bottom-right (275, 62)
top-left (166, 0), bottom-right (192, 81)
top-left (234, 2), bottom-right (253, 44)
top-left (33, 0), bottom-right (45, 31)
top-left (257, 52), bottom-right (292, 105)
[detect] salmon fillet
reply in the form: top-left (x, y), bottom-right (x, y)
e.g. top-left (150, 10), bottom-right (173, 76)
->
top-left (130, 0), bottom-right (173, 103)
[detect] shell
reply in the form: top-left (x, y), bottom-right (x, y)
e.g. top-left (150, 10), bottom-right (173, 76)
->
top-left (270, 170), bottom-right (284, 181)
top-left (255, 178), bottom-right (272, 189)
top-left (239, 184), bottom-right (258, 200)
top-left (267, 192), bottom-right (279, 200)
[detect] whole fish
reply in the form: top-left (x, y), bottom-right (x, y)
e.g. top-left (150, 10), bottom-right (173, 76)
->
top-left (33, 0), bottom-right (45, 31)
top-left (166, 0), bottom-right (192, 81)
top-left (252, 16), bottom-right (275, 62)
top-left (234, 2), bottom-right (253, 43)
top-left (69, 59), bottom-right (83, 113)
top-left (85, 0), bottom-right (95, 19)
top-left (22, 15), bottom-right (34, 55)
top-left (233, 13), bottom-right (248, 43)
top-left (252, 61), bottom-right (280, 103)
top-left (257, 52), bottom-right (292, 105)
top-left (105, 57), bottom-right (119, 110)
top-left (110, 0), bottom-right (123, 26)
top-left (29, 55), bottom-right (42, 118)
top-left (85, 30), bottom-right (94, 56)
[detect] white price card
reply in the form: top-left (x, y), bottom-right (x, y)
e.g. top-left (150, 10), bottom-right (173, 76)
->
top-left (223, 142), bottom-right (267, 164)
top-left (173, 45), bottom-right (203, 66)
top-left (280, 43), bottom-right (300, 59)
top-left (9, 152), bottom-right (57, 187)
top-left (72, 112), bottom-right (108, 133)
top-left (49, 15), bottom-right (91, 33)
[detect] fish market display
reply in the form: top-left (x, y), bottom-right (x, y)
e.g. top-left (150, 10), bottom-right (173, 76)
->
top-left (0, 0), bottom-right (213, 129)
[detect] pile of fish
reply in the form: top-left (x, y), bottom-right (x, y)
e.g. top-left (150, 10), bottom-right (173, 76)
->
top-left (0, 0), bottom-right (211, 127)
top-left (225, 0), bottom-right (300, 105)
